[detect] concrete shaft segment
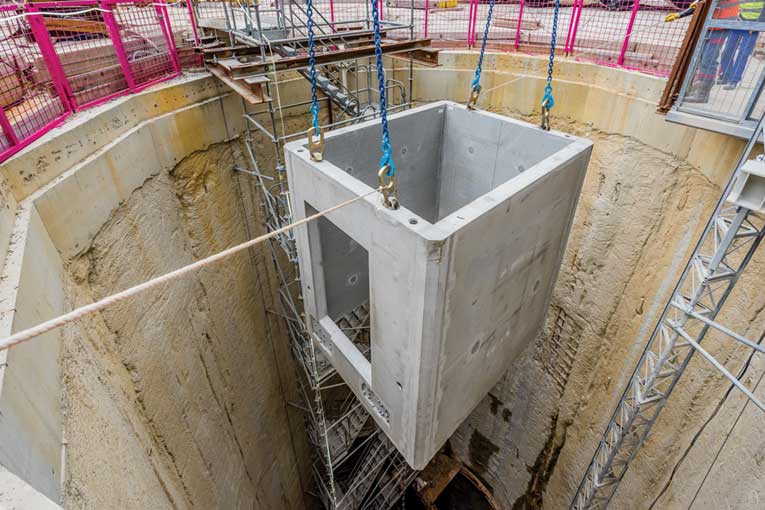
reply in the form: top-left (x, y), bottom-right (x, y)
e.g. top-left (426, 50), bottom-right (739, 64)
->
top-left (285, 101), bottom-right (593, 469)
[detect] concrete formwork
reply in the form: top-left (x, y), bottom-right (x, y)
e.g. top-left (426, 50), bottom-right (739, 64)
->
top-left (286, 101), bottom-right (593, 468)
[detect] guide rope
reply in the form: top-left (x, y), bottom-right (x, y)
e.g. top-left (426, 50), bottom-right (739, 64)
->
top-left (540, 0), bottom-right (560, 131)
top-left (466, 0), bottom-right (495, 109)
top-left (0, 191), bottom-right (377, 353)
top-left (370, 0), bottom-right (399, 209)
top-left (306, 0), bottom-right (324, 160)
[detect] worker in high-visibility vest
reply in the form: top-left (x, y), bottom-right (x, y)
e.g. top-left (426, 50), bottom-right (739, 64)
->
top-left (670, 0), bottom-right (739, 103)
top-left (718, 1), bottom-right (765, 89)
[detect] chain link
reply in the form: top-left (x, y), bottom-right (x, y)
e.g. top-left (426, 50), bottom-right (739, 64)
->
top-left (371, 0), bottom-right (394, 175)
top-left (307, 0), bottom-right (320, 136)
top-left (470, 0), bottom-right (495, 92)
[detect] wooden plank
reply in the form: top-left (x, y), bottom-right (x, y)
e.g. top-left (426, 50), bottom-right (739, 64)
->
top-left (43, 18), bottom-right (109, 36)
top-left (389, 0), bottom-right (459, 8)
top-left (493, 16), bottom-right (541, 30)
top-left (389, 47), bottom-right (440, 67)
top-left (415, 453), bottom-right (461, 505)
top-left (67, 62), bottom-right (126, 95)
top-left (335, 24), bottom-right (364, 31)
top-left (208, 65), bottom-right (271, 105)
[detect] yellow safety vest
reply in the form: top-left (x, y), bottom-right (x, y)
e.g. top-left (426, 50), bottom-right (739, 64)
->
top-left (740, 0), bottom-right (764, 20)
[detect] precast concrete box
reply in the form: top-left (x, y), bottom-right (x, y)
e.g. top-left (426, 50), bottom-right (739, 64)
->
top-left (285, 101), bottom-right (592, 469)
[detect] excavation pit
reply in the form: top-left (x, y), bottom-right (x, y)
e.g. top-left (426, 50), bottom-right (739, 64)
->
top-left (285, 100), bottom-right (593, 468)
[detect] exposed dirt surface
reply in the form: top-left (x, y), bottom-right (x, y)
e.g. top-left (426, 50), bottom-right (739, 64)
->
top-left (60, 137), bottom-right (309, 510)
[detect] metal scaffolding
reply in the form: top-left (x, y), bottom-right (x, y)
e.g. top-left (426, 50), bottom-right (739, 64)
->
top-left (198, 0), bottom-right (421, 507)
top-left (571, 115), bottom-right (765, 509)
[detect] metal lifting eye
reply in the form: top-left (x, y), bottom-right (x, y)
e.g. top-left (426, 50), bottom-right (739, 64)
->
top-left (540, 106), bottom-right (551, 131)
top-left (467, 85), bottom-right (481, 110)
top-left (377, 165), bottom-right (399, 210)
top-left (540, 95), bottom-right (553, 131)
top-left (307, 127), bottom-right (324, 162)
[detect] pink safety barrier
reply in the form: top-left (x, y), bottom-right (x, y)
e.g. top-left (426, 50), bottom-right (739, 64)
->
top-left (467, 0), bottom-right (477, 46)
top-left (424, 0), bottom-right (429, 38)
top-left (0, 4), bottom-right (70, 162)
top-left (28, 1), bottom-right (130, 110)
top-left (164, 0), bottom-right (203, 67)
top-left (396, 0), bottom-right (688, 77)
top-left (564, 0), bottom-right (691, 77)
top-left (0, 0), bottom-right (187, 164)
top-left (515, 0), bottom-right (525, 50)
top-left (0, 0), bottom-right (693, 165)
top-left (105, 0), bottom-right (180, 90)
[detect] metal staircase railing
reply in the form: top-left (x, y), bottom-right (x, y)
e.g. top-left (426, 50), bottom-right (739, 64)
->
top-left (335, 431), bottom-right (397, 510)
top-left (272, 42), bottom-right (361, 116)
top-left (325, 399), bottom-right (371, 464)
top-left (223, 3), bottom-right (420, 507)
top-left (274, 1), bottom-right (363, 115)
top-left (362, 453), bottom-right (416, 510)
top-left (335, 302), bottom-right (371, 359)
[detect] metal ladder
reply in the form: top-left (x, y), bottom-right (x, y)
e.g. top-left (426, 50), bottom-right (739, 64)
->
top-left (570, 117), bottom-right (765, 509)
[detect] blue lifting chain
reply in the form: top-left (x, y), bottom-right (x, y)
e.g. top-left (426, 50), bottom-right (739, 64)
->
top-left (540, 0), bottom-right (560, 131)
top-left (371, 0), bottom-right (399, 209)
top-left (306, 0), bottom-right (324, 161)
top-left (467, 0), bottom-right (495, 110)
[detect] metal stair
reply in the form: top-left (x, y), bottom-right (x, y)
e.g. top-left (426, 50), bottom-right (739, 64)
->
top-left (325, 398), bottom-right (371, 464)
top-left (225, 1), bottom-right (420, 508)
top-left (336, 302), bottom-right (371, 359)
top-left (362, 453), bottom-right (416, 510)
top-left (301, 337), bottom-right (336, 384)
top-left (298, 300), bottom-right (370, 389)
top-left (336, 432), bottom-right (396, 510)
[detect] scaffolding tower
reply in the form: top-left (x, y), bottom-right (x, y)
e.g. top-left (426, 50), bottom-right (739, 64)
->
top-left (194, 0), bottom-right (426, 507)
top-left (571, 115), bottom-right (765, 509)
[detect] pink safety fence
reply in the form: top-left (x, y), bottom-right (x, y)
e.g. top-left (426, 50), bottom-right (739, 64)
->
top-left (0, 0), bottom-right (198, 163)
top-left (322, 0), bottom-right (691, 75)
top-left (0, 0), bottom-right (693, 164)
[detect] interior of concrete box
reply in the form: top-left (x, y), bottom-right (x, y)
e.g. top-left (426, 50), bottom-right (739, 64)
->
top-left (1, 3), bottom-right (765, 510)
top-left (314, 210), bottom-right (371, 355)
top-left (323, 103), bottom-right (572, 224)
top-left (314, 103), bottom-right (577, 369)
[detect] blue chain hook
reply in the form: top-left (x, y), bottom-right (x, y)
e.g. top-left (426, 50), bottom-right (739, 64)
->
top-left (467, 0), bottom-right (494, 109)
top-left (541, 0), bottom-right (560, 130)
top-left (306, 0), bottom-right (324, 160)
top-left (370, 0), bottom-right (399, 209)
